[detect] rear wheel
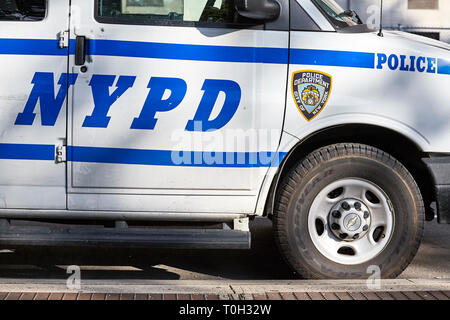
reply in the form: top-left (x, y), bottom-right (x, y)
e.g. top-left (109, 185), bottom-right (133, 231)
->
top-left (273, 143), bottom-right (424, 279)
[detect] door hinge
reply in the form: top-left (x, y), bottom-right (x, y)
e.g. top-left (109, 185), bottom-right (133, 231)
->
top-left (56, 145), bottom-right (67, 163)
top-left (58, 31), bottom-right (69, 49)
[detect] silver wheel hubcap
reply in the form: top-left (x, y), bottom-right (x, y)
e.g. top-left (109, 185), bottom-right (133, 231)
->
top-left (308, 178), bottom-right (395, 265)
top-left (329, 199), bottom-right (371, 241)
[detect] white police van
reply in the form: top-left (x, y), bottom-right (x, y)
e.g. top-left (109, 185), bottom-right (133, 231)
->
top-left (0, 0), bottom-right (449, 279)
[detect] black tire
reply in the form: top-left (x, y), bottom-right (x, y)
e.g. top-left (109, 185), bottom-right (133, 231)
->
top-left (273, 143), bottom-right (424, 279)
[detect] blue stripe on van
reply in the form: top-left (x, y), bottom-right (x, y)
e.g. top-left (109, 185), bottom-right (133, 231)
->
top-left (290, 48), bottom-right (375, 69)
top-left (0, 38), bottom-right (377, 69)
top-left (0, 39), bottom-right (67, 56)
top-left (438, 58), bottom-right (450, 75)
top-left (0, 143), bottom-right (55, 161)
top-left (3, 38), bottom-right (449, 75)
top-left (87, 40), bottom-right (376, 68)
top-left (67, 146), bottom-right (286, 168)
top-left (0, 144), bottom-right (286, 167)
top-left (87, 39), bottom-right (289, 64)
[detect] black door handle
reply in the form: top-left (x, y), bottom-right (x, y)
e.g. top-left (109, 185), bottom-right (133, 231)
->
top-left (75, 36), bottom-right (86, 66)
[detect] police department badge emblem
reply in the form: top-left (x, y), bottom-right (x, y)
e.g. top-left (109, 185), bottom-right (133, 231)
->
top-left (292, 70), bottom-right (332, 121)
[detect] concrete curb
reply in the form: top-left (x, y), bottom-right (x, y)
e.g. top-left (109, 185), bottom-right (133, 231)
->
top-left (0, 279), bottom-right (449, 294)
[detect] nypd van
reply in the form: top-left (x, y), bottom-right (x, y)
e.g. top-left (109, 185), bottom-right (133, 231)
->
top-left (0, 0), bottom-right (449, 280)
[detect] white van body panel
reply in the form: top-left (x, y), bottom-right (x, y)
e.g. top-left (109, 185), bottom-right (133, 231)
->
top-left (0, 1), bottom-right (70, 209)
top-left (67, 1), bottom-right (288, 213)
top-left (0, 0), bottom-right (449, 219)
top-left (285, 30), bottom-right (450, 152)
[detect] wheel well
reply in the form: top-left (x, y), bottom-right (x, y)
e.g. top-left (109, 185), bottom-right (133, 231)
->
top-left (265, 124), bottom-right (435, 220)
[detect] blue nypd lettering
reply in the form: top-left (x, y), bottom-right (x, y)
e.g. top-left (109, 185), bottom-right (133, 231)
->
top-left (376, 53), bottom-right (437, 73)
top-left (131, 77), bottom-right (187, 130)
top-left (15, 72), bottom-right (78, 126)
top-left (186, 79), bottom-right (241, 132)
top-left (83, 75), bottom-right (136, 128)
top-left (15, 73), bottom-right (242, 132)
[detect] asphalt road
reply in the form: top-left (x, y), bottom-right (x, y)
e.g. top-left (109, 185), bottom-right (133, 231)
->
top-left (0, 218), bottom-right (449, 281)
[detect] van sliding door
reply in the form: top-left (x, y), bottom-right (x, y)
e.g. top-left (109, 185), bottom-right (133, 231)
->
top-left (67, 0), bottom-right (288, 214)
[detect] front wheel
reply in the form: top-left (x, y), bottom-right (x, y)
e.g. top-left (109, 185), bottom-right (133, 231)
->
top-left (273, 143), bottom-right (424, 279)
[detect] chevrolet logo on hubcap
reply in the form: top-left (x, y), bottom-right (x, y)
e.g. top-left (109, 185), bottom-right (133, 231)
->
top-left (347, 216), bottom-right (359, 229)
top-left (343, 213), bottom-right (361, 232)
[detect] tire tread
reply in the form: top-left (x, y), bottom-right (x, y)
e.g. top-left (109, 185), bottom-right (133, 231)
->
top-left (273, 143), bottom-right (424, 279)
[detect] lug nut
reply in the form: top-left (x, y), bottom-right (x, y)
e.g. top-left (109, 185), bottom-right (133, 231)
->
top-left (332, 210), bottom-right (342, 219)
top-left (364, 211), bottom-right (370, 219)
top-left (341, 202), bottom-right (350, 211)
top-left (363, 225), bottom-right (369, 231)
top-left (339, 233), bottom-right (348, 239)
top-left (331, 223), bottom-right (340, 230)
top-left (353, 234), bottom-right (360, 239)
top-left (354, 202), bottom-right (362, 211)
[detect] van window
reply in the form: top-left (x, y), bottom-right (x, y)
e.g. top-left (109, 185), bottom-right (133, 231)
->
top-left (312, 0), bottom-right (359, 29)
top-left (0, 0), bottom-right (46, 21)
top-left (96, 0), bottom-right (256, 27)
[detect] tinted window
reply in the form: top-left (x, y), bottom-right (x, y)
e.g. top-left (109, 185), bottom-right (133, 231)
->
top-left (0, 0), bottom-right (46, 21)
top-left (313, 0), bottom-right (359, 30)
top-left (411, 31), bottom-right (440, 40)
top-left (290, 0), bottom-right (319, 31)
top-left (96, 0), bottom-right (256, 27)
